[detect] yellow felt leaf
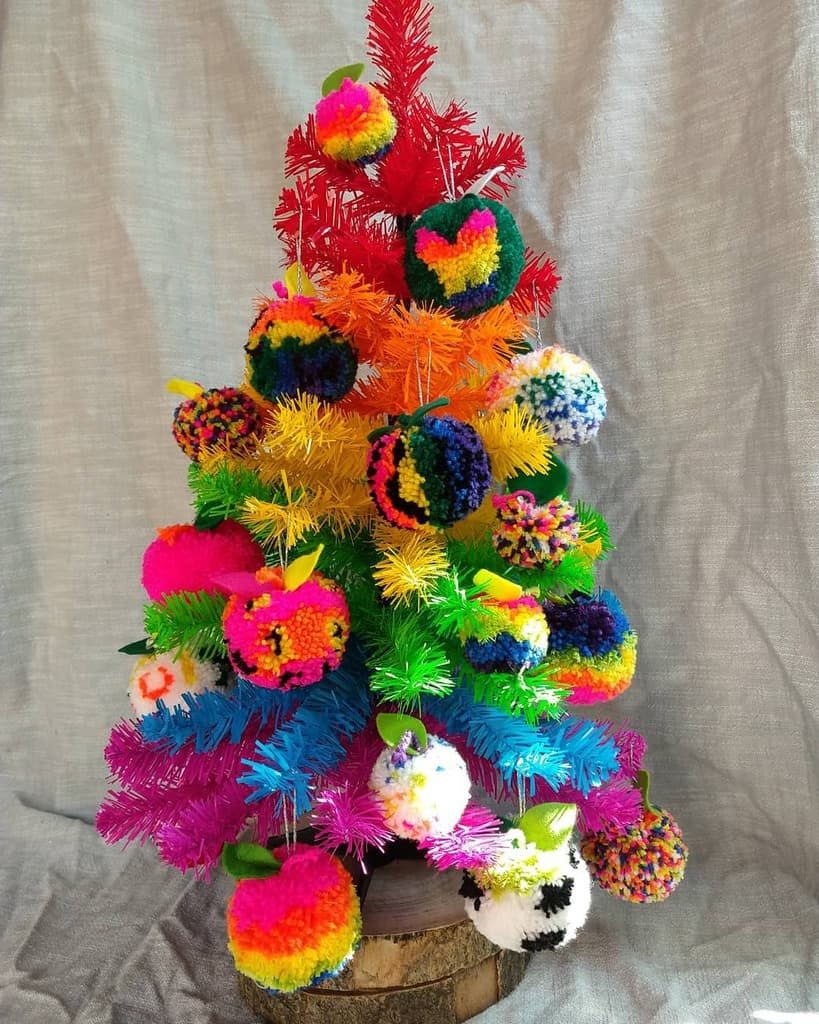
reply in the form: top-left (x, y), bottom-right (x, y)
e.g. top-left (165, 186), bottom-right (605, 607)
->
top-left (474, 569), bottom-right (522, 602)
top-left (166, 378), bottom-right (203, 399)
top-left (284, 262), bottom-right (316, 298)
top-left (284, 544), bottom-right (324, 590)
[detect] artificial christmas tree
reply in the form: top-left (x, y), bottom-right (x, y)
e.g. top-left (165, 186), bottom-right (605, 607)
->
top-left (97, 1), bottom-right (687, 1019)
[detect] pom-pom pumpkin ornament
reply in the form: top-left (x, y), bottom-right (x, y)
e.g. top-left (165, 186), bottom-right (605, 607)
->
top-left (221, 546), bottom-right (350, 689)
top-left (245, 266), bottom-right (357, 405)
top-left (404, 194), bottom-right (525, 317)
top-left (127, 651), bottom-right (221, 717)
top-left (168, 379), bottom-right (263, 462)
top-left (543, 589), bottom-right (638, 704)
top-left (490, 345), bottom-right (607, 445)
top-left (315, 67), bottom-right (397, 165)
top-left (462, 570), bottom-right (550, 674)
top-left (225, 842), bottom-right (362, 993)
top-left (492, 490), bottom-right (580, 569)
top-left (368, 714), bottom-right (471, 841)
top-left (581, 772), bottom-right (688, 903)
top-left (366, 399), bottom-right (492, 530)
top-left (461, 804), bottom-right (591, 952)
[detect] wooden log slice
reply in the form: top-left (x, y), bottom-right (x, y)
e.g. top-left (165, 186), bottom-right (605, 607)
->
top-left (236, 858), bottom-right (530, 1024)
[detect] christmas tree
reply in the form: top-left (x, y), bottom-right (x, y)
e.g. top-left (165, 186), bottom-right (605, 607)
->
top-left (98, 0), bottom-right (687, 999)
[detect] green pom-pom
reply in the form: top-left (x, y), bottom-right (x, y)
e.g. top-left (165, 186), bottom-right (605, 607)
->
top-left (404, 195), bottom-right (524, 318)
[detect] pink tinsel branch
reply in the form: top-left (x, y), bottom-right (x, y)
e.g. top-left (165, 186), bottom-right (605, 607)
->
top-left (311, 785), bottom-right (392, 864)
top-left (418, 803), bottom-right (507, 871)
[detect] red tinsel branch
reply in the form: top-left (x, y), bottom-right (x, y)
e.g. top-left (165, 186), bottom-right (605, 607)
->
top-left (509, 248), bottom-right (561, 315)
top-left (451, 128), bottom-right (527, 199)
top-left (367, 0), bottom-right (436, 110)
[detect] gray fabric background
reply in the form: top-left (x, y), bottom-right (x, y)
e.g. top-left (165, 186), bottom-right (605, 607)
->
top-left (1, 1), bottom-right (817, 1021)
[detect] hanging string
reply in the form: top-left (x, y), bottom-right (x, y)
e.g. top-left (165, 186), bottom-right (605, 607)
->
top-left (425, 337), bottom-right (433, 405)
top-left (532, 283), bottom-right (543, 350)
top-left (295, 204), bottom-right (304, 295)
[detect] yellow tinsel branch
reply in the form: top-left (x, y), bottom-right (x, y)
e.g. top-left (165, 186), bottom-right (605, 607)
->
top-left (471, 405), bottom-right (554, 481)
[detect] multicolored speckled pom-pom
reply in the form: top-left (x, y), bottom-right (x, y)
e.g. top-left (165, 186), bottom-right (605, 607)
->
top-left (490, 346), bottom-right (606, 445)
top-left (366, 414), bottom-right (492, 530)
top-left (246, 295), bottom-right (357, 404)
top-left (227, 844), bottom-right (361, 992)
top-left (315, 78), bottom-right (397, 164)
top-left (542, 590), bottom-right (637, 703)
top-left (581, 804), bottom-right (688, 903)
top-left (172, 386), bottom-right (262, 461)
top-left (222, 566), bottom-right (349, 689)
top-left (404, 195), bottom-right (524, 317)
top-left (492, 490), bottom-right (580, 569)
top-left (463, 593), bottom-right (550, 674)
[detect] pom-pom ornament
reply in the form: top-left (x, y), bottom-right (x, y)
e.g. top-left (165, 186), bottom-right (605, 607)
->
top-left (368, 715), bottom-right (471, 841)
top-left (245, 278), bottom-right (357, 404)
top-left (490, 346), bottom-right (606, 445)
top-left (366, 400), bottom-right (492, 530)
top-left (492, 490), bottom-right (580, 569)
top-left (461, 805), bottom-right (591, 952)
top-left (405, 195), bottom-right (525, 317)
top-left (581, 772), bottom-right (688, 903)
top-left (543, 590), bottom-right (637, 704)
top-left (463, 571), bottom-right (550, 674)
top-left (222, 546), bottom-right (349, 690)
top-left (141, 521), bottom-right (265, 602)
top-left (127, 651), bottom-right (221, 717)
top-left (315, 75), bottom-right (397, 165)
top-left (168, 380), bottom-right (263, 462)
top-left (225, 842), bottom-right (361, 993)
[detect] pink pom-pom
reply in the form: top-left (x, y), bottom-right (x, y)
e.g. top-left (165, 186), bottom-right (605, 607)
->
top-left (141, 520), bottom-right (264, 601)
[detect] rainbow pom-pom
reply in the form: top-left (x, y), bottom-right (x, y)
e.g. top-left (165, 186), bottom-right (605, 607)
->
top-left (543, 591), bottom-right (637, 703)
top-left (581, 806), bottom-right (688, 903)
top-left (172, 386), bottom-right (262, 461)
top-left (464, 594), bottom-right (550, 674)
top-left (492, 490), bottom-right (580, 569)
top-left (227, 844), bottom-right (361, 992)
top-left (246, 295), bottom-right (357, 404)
top-left (315, 78), bottom-right (397, 164)
top-left (222, 566), bottom-right (349, 689)
top-left (490, 346), bottom-right (606, 445)
top-left (366, 414), bottom-right (491, 530)
top-left (404, 196), bottom-right (524, 317)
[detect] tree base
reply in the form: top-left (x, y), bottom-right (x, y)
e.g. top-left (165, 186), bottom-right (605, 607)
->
top-left (235, 858), bottom-right (530, 1023)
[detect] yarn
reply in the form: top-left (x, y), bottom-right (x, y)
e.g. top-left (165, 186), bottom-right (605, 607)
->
top-left (368, 733), bottom-right (471, 841)
top-left (492, 490), bottom-right (580, 569)
top-left (463, 593), bottom-right (550, 674)
top-left (404, 195), bottom-right (524, 317)
top-left (367, 414), bottom-right (492, 530)
top-left (581, 805), bottom-right (688, 904)
top-left (490, 346), bottom-right (606, 445)
top-left (543, 591), bottom-right (637, 704)
top-left (141, 521), bottom-right (265, 602)
top-left (246, 295), bottom-right (357, 404)
top-left (227, 843), bottom-right (361, 992)
top-left (222, 566), bottom-right (350, 689)
top-left (314, 78), bottom-right (397, 164)
top-left (127, 651), bottom-right (221, 717)
top-left (172, 386), bottom-right (263, 461)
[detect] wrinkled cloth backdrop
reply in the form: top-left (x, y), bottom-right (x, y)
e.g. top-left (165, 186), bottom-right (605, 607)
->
top-left (1, 1), bottom-right (817, 1022)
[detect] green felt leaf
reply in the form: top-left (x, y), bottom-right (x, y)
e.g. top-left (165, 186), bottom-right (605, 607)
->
top-left (118, 638), bottom-right (152, 656)
top-left (376, 712), bottom-right (428, 751)
top-left (508, 456), bottom-right (570, 503)
top-left (518, 802), bottom-right (577, 851)
top-left (321, 63), bottom-right (365, 96)
top-left (636, 770), bottom-right (659, 815)
top-left (221, 842), bottom-right (279, 880)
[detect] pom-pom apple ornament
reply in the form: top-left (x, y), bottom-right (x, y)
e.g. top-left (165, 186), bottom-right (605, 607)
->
top-left (404, 194), bottom-right (524, 317)
top-left (543, 589), bottom-right (638, 704)
top-left (581, 771), bottom-right (688, 903)
top-left (461, 803), bottom-right (591, 952)
top-left (224, 841), bottom-right (361, 993)
top-left (167, 379), bottom-right (263, 462)
top-left (368, 714), bottom-right (471, 841)
top-left (221, 545), bottom-right (350, 689)
top-left (245, 265), bottom-right (357, 405)
top-left (127, 651), bottom-right (221, 717)
top-left (366, 398), bottom-right (492, 530)
top-left (141, 520), bottom-right (265, 602)
top-left (490, 345), bottom-right (607, 445)
top-left (314, 65), bottom-right (397, 165)
top-left (462, 570), bottom-right (550, 674)
top-left (492, 489), bottom-right (580, 569)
